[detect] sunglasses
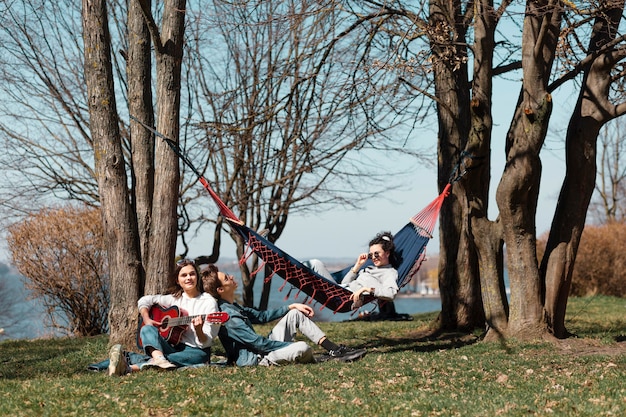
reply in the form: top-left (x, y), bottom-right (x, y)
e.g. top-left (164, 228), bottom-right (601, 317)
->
top-left (176, 258), bottom-right (195, 266)
top-left (367, 251), bottom-right (381, 260)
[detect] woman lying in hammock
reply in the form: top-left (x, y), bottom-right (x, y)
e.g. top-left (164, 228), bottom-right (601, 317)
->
top-left (304, 231), bottom-right (399, 309)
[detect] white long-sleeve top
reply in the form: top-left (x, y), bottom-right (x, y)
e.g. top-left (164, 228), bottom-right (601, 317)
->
top-left (342, 264), bottom-right (399, 300)
top-left (137, 292), bottom-right (220, 349)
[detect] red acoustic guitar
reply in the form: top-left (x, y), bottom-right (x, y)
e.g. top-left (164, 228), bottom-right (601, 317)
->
top-left (136, 304), bottom-right (229, 349)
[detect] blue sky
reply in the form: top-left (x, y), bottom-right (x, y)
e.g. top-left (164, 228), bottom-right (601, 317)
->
top-left (180, 77), bottom-right (572, 262)
top-left (0, 80), bottom-right (572, 265)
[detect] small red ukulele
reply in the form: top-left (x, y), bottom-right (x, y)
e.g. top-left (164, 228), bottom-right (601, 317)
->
top-left (136, 304), bottom-right (229, 349)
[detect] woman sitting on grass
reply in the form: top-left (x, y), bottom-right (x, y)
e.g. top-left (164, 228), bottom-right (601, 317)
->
top-left (88, 259), bottom-right (221, 376)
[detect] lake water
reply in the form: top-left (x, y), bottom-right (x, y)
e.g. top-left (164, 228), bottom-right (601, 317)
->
top-left (1, 261), bottom-right (442, 340)
top-left (1, 267), bottom-right (56, 340)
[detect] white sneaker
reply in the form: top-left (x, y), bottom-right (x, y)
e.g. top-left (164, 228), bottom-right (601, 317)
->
top-left (142, 356), bottom-right (176, 370)
top-left (108, 344), bottom-right (129, 376)
top-left (140, 358), bottom-right (156, 370)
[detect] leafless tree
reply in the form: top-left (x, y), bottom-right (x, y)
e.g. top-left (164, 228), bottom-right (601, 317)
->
top-left (0, 1), bottom-right (99, 212)
top-left (183, 0), bottom-right (428, 306)
top-left (82, 0), bottom-right (192, 346)
top-left (351, 0), bottom-right (626, 340)
top-left (349, 0), bottom-right (502, 333)
top-left (0, 1), bottom-right (429, 325)
top-left (0, 0), bottom-right (159, 346)
top-left (540, 2), bottom-right (626, 338)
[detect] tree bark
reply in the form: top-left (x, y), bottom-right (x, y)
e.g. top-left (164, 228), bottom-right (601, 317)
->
top-left (542, 3), bottom-right (626, 338)
top-left (127, 0), bottom-right (154, 294)
top-left (138, 0), bottom-right (187, 293)
top-left (82, 0), bottom-right (141, 347)
top-left (496, 1), bottom-right (563, 339)
top-left (430, 0), bottom-right (483, 331)
top-left (465, 0), bottom-right (505, 339)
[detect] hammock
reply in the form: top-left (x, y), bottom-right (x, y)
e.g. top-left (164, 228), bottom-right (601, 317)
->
top-left (226, 187), bottom-right (449, 313)
top-left (131, 117), bottom-right (450, 313)
top-left (194, 165), bottom-right (450, 312)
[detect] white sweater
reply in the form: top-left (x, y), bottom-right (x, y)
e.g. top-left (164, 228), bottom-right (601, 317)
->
top-left (137, 292), bottom-right (220, 349)
top-left (342, 264), bottom-right (399, 300)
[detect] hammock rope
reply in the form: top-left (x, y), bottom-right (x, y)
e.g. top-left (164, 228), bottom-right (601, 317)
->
top-left (129, 115), bottom-right (241, 223)
top-left (132, 116), bottom-right (454, 313)
top-left (409, 183), bottom-right (450, 237)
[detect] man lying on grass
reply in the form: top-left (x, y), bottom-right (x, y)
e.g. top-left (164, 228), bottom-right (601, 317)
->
top-left (202, 265), bottom-right (366, 366)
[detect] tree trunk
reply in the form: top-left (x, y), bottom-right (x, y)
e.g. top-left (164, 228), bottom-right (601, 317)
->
top-left (127, 0), bottom-right (154, 294)
top-left (542, 112), bottom-right (598, 338)
top-left (430, 0), bottom-right (483, 331)
top-left (497, 1), bottom-right (563, 339)
top-left (143, 0), bottom-right (187, 293)
top-left (82, 0), bottom-right (141, 348)
top-left (464, 0), bottom-right (501, 335)
top-left (473, 218), bottom-right (507, 339)
top-left (542, 4), bottom-right (626, 338)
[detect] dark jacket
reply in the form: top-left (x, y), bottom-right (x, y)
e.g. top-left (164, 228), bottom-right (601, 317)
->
top-left (218, 300), bottom-right (291, 366)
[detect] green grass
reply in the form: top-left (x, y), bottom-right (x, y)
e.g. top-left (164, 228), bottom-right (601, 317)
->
top-left (1, 296), bottom-right (625, 416)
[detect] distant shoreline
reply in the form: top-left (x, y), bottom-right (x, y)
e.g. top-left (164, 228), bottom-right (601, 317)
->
top-left (397, 292), bottom-right (440, 299)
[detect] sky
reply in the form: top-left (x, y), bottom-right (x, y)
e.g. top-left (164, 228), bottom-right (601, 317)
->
top-left (179, 77), bottom-right (572, 263)
top-left (180, 159), bottom-right (443, 263)
top-left (0, 80), bottom-right (573, 267)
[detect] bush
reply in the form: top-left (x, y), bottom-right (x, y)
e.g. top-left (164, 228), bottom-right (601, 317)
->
top-left (7, 205), bottom-right (109, 336)
top-left (570, 222), bottom-right (626, 297)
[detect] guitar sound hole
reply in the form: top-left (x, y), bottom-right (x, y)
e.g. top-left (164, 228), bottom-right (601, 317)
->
top-left (161, 317), bottom-right (169, 329)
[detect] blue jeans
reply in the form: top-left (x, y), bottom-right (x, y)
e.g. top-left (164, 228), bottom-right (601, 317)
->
top-left (87, 326), bottom-right (211, 371)
top-left (139, 325), bottom-right (210, 367)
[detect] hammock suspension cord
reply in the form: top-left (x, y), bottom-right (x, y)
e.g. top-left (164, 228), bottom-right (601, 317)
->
top-left (131, 116), bottom-right (463, 312)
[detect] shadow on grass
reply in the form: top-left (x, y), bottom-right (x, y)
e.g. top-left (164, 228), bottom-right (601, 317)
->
top-left (360, 329), bottom-right (481, 355)
top-left (0, 338), bottom-right (83, 380)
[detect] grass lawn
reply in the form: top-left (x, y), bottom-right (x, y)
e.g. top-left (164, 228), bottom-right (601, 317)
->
top-left (1, 296), bottom-right (624, 416)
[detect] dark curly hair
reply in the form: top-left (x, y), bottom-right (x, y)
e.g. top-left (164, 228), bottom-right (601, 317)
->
top-left (369, 231), bottom-right (399, 268)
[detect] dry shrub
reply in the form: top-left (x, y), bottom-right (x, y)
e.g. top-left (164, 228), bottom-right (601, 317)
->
top-left (7, 205), bottom-right (109, 336)
top-left (571, 222), bottom-right (626, 297)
